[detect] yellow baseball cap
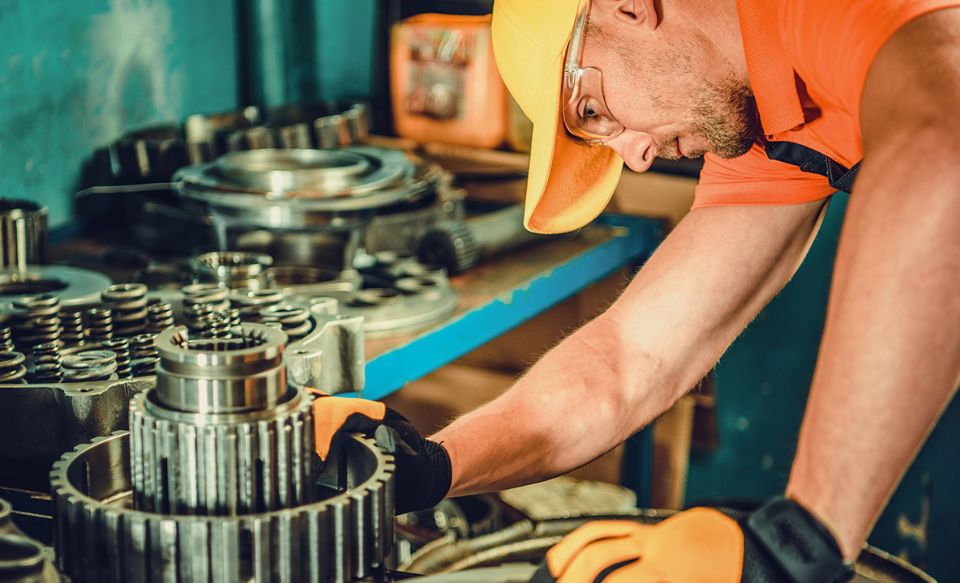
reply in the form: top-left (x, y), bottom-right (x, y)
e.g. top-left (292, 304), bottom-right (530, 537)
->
top-left (492, 0), bottom-right (624, 234)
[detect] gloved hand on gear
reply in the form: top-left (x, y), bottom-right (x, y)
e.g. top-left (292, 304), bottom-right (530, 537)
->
top-left (310, 392), bottom-right (452, 515)
top-left (529, 498), bottom-right (853, 583)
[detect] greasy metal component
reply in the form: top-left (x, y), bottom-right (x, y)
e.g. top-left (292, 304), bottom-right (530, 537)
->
top-left (29, 341), bottom-right (64, 383)
top-left (0, 265), bottom-right (112, 308)
top-left (0, 199), bottom-right (48, 270)
top-left (284, 303), bottom-right (365, 395)
top-left (102, 338), bottom-right (132, 379)
top-left (154, 324), bottom-right (287, 414)
top-left (51, 430), bottom-right (395, 583)
top-left (146, 302), bottom-right (175, 332)
top-left (130, 356), bottom-right (158, 377)
top-left (129, 388), bottom-right (313, 515)
top-left (339, 282), bottom-right (458, 339)
top-left (10, 294), bottom-right (61, 352)
top-left (0, 351), bottom-right (27, 384)
top-left (0, 497), bottom-right (61, 582)
top-left (260, 304), bottom-right (311, 338)
top-left (184, 107), bottom-right (262, 163)
top-left (407, 513), bottom-right (935, 583)
top-left (230, 288), bottom-right (284, 321)
top-left (84, 306), bottom-right (113, 342)
top-left (62, 350), bottom-right (118, 382)
top-left (130, 333), bottom-right (158, 360)
top-left (190, 251), bottom-right (274, 290)
top-left (59, 310), bottom-right (84, 346)
top-left (181, 283), bottom-right (230, 312)
top-left (225, 102), bottom-right (369, 151)
top-left (100, 283), bottom-right (149, 336)
top-left (417, 205), bottom-right (549, 276)
top-left (0, 326), bottom-right (13, 352)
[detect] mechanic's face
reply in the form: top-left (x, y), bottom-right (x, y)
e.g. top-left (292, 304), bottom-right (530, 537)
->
top-left (581, 0), bottom-right (760, 172)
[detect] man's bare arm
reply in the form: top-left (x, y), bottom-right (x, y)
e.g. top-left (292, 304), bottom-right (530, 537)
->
top-left (433, 198), bottom-right (826, 496)
top-left (786, 9), bottom-right (960, 559)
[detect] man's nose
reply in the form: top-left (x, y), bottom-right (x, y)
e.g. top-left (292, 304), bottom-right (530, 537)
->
top-left (604, 131), bottom-right (657, 173)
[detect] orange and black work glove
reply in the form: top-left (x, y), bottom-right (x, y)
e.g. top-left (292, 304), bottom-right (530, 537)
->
top-left (311, 393), bottom-right (452, 515)
top-left (530, 498), bottom-right (853, 583)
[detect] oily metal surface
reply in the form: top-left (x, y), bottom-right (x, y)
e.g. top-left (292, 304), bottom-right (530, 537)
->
top-left (129, 388), bottom-right (314, 516)
top-left (50, 431), bottom-right (395, 583)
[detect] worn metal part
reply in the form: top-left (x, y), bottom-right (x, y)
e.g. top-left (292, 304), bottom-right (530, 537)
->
top-left (284, 300), bottom-right (365, 394)
top-left (101, 283), bottom-right (149, 336)
top-left (10, 294), bottom-right (61, 353)
top-left (51, 431), bottom-right (395, 583)
top-left (0, 199), bottom-right (48, 270)
top-left (0, 351), bottom-right (27, 384)
top-left (83, 306), bottom-right (114, 342)
top-left (190, 251), bottom-right (274, 290)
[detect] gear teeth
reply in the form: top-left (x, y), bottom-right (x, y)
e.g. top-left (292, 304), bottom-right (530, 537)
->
top-left (50, 431), bottom-right (394, 582)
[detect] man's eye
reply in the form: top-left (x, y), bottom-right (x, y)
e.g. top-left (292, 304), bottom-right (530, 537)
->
top-left (583, 103), bottom-right (598, 119)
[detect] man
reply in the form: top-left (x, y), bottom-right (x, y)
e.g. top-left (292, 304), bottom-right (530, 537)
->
top-left (315, 0), bottom-right (960, 580)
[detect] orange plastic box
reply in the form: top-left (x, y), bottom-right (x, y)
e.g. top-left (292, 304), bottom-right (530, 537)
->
top-left (391, 14), bottom-right (507, 149)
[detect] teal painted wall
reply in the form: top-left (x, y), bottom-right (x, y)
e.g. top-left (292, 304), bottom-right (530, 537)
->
top-left (0, 0), bottom-right (379, 228)
top-left (686, 193), bottom-right (960, 579)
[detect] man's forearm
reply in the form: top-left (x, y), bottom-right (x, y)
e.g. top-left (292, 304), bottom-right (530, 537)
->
top-left (434, 200), bottom-right (826, 497)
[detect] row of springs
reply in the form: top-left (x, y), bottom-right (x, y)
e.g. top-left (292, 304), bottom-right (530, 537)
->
top-left (0, 281), bottom-right (311, 384)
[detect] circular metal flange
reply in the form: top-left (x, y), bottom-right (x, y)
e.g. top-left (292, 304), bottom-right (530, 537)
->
top-left (154, 323), bottom-right (288, 414)
top-left (0, 265), bottom-right (112, 308)
top-left (51, 431), bottom-right (395, 583)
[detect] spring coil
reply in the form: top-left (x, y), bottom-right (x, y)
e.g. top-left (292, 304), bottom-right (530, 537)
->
top-left (181, 283), bottom-right (230, 312)
top-left (31, 340), bottom-right (64, 383)
top-left (102, 338), bottom-right (132, 379)
top-left (101, 283), bottom-right (149, 336)
top-left (60, 310), bottom-right (85, 347)
top-left (259, 304), bottom-right (311, 339)
top-left (197, 312), bottom-right (233, 339)
top-left (146, 302), bottom-right (175, 333)
top-left (130, 333), bottom-right (158, 360)
top-left (62, 350), bottom-right (118, 382)
top-left (0, 351), bottom-right (27, 384)
top-left (231, 288), bottom-right (283, 322)
top-left (0, 326), bottom-right (14, 352)
top-left (11, 294), bottom-right (61, 352)
top-left (131, 356), bottom-right (159, 377)
top-left (84, 307), bottom-right (114, 343)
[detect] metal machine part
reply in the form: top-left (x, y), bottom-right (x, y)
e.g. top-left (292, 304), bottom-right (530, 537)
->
top-left (130, 324), bottom-right (314, 517)
top-left (52, 430), bottom-right (395, 583)
top-left (0, 199), bottom-right (48, 270)
top-left (190, 251), bottom-right (274, 289)
top-left (176, 146), bottom-right (459, 269)
top-left (416, 205), bottom-right (551, 275)
top-left (404, 513), bottom-right (935, 583)
top-left (0, 497), bottom-right (61, 582)
top-left (0, 265), bottom-right (112, 308)
top-left (226, 102), bottom-right (369, 151)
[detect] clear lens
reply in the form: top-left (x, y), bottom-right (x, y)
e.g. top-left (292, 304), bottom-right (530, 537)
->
top-left (561, 67), bottom-right (623, 142)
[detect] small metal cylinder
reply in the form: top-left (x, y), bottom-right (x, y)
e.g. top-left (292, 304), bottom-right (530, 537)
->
top-left (189, 251), bottom-right (274, 290)
top-left (0, 199), bottom-right (47, 270)
top-left (154, 324), bottom-right (288, 414)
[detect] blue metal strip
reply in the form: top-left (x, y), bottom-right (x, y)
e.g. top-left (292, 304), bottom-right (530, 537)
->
top-left (362, 214), bottom-right (663, 400)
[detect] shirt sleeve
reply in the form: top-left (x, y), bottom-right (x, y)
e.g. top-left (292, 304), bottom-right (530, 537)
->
top-left (780, 0), bottom-right (960, 117)
top-left (693, 144), bottom-right (835, 209)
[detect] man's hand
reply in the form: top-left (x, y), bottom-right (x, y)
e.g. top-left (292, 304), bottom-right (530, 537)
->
top-left (530, 499), bottom-right (852, 583)
top-left (311, 393), bottom-right (452, 514)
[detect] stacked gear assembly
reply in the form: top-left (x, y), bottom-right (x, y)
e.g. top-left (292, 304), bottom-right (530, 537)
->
top-left (50, 323), bottom-right (396, 583)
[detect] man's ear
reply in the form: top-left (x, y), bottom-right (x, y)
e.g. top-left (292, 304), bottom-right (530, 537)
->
top-left (598, 0), bottom-right (660, 30)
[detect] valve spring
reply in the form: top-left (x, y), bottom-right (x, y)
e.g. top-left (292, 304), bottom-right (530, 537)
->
top-left (101, 283), bottom-right (149, 336)
top-left (0, 351), bottom-right (28, 384)
top-left (181, 283), bottom-right (230, 312)
top-left (11, 294), bottom-right (62, 352)
top-left (185, 303), bottom-right (216, 332)
top-left (0, 326), bottom-right (14, 352)
top-left (259, 304), bottom-right (311, 339)
top-left (198, 312), bottom-right (233, 339)
top-left (147, 302), bottom-right (175, 333)
top-left (31, 342), bottom-right (64, 383)
top-left (232, 288), bottom-right (284, 322)
top-left (59, 310), bottom-right (85, 347)
top-left (102, 338), bottom-right (132, 379)
top-left (84, 306), bottom-right (114, 343)
top-left (63, 350), bottom-right (118, 382)
top-left (131, 356), bottom-right (159, 377)
top-left (130, 333), bottom-right (158, 360)
top-left (225, 307), bottom-right (242, 328)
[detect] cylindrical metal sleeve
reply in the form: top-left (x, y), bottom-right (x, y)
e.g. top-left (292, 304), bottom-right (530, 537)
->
top-left (0, 199), bottom-right (48, 269)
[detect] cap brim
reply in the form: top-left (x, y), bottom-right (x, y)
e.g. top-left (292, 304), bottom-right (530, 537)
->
top-left (523, 54), bottom-right (624, 234)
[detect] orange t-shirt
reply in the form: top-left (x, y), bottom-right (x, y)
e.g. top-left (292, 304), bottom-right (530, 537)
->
top-left (693, 0), bottom-right (960, 208)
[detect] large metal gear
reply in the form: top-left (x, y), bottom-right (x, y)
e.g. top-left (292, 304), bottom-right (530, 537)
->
top-left (50, 321), bottom-right (396, 583)
top-left (50, 431), bottom-right (395, 583)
